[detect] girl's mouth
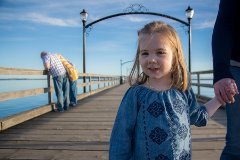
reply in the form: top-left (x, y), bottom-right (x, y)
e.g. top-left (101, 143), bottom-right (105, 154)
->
top-left (148, 67), bottom-right (160, 72)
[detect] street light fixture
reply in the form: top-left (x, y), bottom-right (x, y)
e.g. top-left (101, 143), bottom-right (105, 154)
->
top-left (80, 9), bottom-right (88, 22)
top-left (185, 6), bottom-right (194, 73)
top-left (120, 59), bottom-right (134, 84)
top-left (80, 9), bottom-right (88, 93)
top-left (185, 6), bottom-right (194, 19)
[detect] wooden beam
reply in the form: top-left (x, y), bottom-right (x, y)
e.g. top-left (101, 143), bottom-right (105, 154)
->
top-left (0, 104), bottom-right (53, 131)
top-left (0, 88), bottom-right (49, 101)
top-left (0, 67), bottom-right (46, 75)
top-left (191, 83), bottom-right (213, 88)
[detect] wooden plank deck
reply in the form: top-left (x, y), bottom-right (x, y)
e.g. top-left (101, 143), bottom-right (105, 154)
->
top-left (0, 84), bottom-right (226, 160)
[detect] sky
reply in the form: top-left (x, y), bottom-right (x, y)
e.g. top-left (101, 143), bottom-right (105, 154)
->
top-left (0, 0), bottom-right (220, 76)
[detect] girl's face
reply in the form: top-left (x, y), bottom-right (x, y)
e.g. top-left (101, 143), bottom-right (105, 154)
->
top-left (139, 33), bottom-right (173, 83)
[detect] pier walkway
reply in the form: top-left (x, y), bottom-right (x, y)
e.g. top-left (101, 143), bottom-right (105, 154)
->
top-left (0, 84), bottom-right (226, 160)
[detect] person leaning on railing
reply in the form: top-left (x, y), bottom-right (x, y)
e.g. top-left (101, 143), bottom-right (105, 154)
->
top-left (212, 0), bottom-right (240, 159)
top-left (40, 51), bottom-right (70, 112)
top-left (57, 54), bottom-right (78, 107)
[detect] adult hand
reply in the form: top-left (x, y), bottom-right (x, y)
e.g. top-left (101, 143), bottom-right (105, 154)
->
top-left (213, 78), bottom-right (238, 105)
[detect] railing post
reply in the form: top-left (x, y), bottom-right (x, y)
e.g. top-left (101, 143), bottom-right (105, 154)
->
top-left (104, 77), bottom-right (106, 87)
top-left (89, 76), bottom-right (92, 92)
top-left (98, 76), bottom-right (100, 89)
top-left (197, 73), bottom-right (200, 95)
top-left (47, 73), bottom-right (52, 104)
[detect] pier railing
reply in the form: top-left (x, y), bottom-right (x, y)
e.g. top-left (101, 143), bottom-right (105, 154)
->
top-left (0, 67), bottom-right (120, 131)
top-left (191, 70), bottom-right (213, 103)
top-left (0, 68), bottom-right (214, 131)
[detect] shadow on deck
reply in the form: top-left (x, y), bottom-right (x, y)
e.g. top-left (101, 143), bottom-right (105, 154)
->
top-left (0, 84), bottom-right (226, 160)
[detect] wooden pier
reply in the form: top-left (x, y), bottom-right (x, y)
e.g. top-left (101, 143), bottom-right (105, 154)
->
top-left (0, 84), bottom-right (226, 160)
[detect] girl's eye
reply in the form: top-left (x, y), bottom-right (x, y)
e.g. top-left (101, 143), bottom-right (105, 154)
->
top-left (141, 52), bottom-right (149, 55)
top-left (157, 51), bottom-right (166, 55)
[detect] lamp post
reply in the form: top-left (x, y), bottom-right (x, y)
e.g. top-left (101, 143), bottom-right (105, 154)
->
top-left (185, 6), bottom-right (194, 73)
top-left (80, 9), bottom-right (88, 93)
top-left (120, 59), bottom-right (134, 84)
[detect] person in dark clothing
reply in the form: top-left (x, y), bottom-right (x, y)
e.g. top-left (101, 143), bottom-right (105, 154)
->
top-left (212, 0), bottom-right (240, 159)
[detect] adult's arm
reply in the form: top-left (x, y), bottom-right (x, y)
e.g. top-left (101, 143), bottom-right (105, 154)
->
top-left (212, 0), bottom-right (238, 104)
top-left (43, 62), bottom-right (50, 71)
top-left (41, 54), bottom-right (50, 71)
top-left (212, 0), bottom-right (235, 83)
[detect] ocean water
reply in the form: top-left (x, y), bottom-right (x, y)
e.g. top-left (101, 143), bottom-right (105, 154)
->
top-left (0, 78), bottom-right (214, 119)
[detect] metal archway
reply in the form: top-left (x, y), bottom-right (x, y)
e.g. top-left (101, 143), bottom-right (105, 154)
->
top-left (80, 4), bottom-right (193, 92)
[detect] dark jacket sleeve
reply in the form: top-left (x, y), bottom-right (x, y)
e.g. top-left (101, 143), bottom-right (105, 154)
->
top-left (211, 0), bottom-right (236, 84)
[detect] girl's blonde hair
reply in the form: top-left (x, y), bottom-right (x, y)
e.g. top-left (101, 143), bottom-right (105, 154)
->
top-left (128, 21), bottom-right (189, 91)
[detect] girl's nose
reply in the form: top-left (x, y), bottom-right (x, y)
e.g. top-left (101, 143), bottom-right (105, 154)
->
top-left (148, 55), bottom-right (157, 64)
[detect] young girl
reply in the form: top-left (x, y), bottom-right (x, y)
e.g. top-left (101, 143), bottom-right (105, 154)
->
top-left (109, 21), bottom-right (237, 160)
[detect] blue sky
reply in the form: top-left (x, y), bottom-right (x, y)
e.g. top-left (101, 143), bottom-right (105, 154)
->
top-left (0, 0), bottom-right (219, 76)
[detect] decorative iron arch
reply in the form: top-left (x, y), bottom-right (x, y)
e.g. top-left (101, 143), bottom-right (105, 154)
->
top-left (80, 4), bottom-right (193, 91)
top-left (85, 11), bottom-right (188, 29)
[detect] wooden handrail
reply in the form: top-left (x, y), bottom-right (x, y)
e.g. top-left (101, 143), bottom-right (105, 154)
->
top-left (0, 67), bottom-right (120, 102)
top-left (0, 67), bottom-right (47, 75)
top-left (191, 83), bottom-right (213, 88)
top-left (0, 88), bottom-right (49, 101)
top-left (191, 70), bottom-right (213, 74)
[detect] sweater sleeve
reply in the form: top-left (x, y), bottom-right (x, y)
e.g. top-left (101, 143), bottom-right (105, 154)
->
top-left (109, 87), bottom-right (138, 160)
top-left (212, 0), bottom-right (235, 83)
top-left (186, 87), bottom-right (209, 127)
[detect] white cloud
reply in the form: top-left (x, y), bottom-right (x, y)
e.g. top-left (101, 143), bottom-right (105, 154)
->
top-left (0, 11), bottom-right (80, 27)
top-left (195, 20), bottom-right (215, 29)
top-left (0, 7), bottom-right (81, 27)
top-left (123, 15), bottom-right (148, 22)
top-left (23, 13), bottom-right (80, 27)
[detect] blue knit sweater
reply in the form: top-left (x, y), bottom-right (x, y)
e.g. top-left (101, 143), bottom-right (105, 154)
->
top-left (109, 85), bottom-right (208, 160)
